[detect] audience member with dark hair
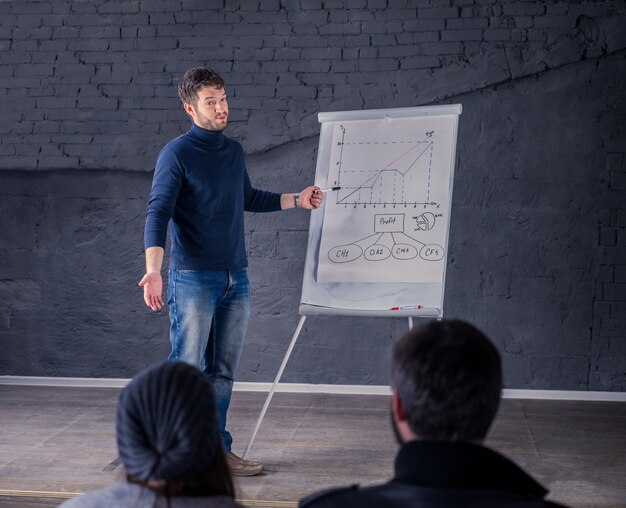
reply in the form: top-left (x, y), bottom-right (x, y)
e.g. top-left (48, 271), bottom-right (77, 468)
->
top-left (300, 319), bottom-right (568, 508)
top-left (59, 361), bottom-right (243, 508)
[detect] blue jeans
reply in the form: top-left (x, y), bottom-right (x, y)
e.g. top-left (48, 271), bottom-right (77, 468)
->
top-left (167, 268), bottom-right (251, 452)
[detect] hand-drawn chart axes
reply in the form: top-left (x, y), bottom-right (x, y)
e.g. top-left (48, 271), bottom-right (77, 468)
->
top-left (333, 123), bottom-right (437, 206)
top-left (328, 213), bottom-right (445, 263)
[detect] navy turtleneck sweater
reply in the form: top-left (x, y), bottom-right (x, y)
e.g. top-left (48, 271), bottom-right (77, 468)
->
top-left (144, 124), bottom-right (282, 270)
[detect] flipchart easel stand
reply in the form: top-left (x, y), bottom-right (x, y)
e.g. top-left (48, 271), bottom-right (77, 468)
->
top-left (242, 308), bottom-right (438, 459)
top-left (243, 104), bottom-right (460, 458)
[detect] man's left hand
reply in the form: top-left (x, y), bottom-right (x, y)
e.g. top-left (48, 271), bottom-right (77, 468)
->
top-left (299, 186), bottom-right (323, 209)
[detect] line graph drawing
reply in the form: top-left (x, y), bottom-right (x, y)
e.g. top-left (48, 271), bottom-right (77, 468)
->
top-left (329, 124), bottom-right (437, 207)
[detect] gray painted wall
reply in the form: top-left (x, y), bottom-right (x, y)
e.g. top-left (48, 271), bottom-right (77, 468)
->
top-left (1, 0), bottom-right (625, 390)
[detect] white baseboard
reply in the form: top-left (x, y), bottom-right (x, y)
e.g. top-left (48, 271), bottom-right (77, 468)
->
top-left (234, 381), bottom-right (392, 395)
top-left (501, 388), bottom-right (626, 402)
top-left (0, 375), bottom-right (131, 389)
top-left (1, 376), bottom-right (625, 401)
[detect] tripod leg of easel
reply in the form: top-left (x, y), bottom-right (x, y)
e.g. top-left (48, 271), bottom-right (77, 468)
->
top-left (408, 316), bottom-right (413, 330)
top-left (242, 314), bottom-right (307, 460)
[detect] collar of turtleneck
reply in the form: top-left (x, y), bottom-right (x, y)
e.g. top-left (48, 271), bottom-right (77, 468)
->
top-left (189, 123), bottom-right (225, 149)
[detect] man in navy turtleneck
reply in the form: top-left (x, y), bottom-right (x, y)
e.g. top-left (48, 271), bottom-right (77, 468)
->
top-left (139, 68), bottom-right (323, 476)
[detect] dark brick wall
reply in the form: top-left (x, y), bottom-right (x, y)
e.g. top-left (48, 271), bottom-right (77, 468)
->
top-left (1, 0), bottom-right (625, 390)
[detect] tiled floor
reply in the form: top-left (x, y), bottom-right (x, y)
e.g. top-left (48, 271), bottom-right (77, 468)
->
top-left (0, 385), bottom-right (625, 507)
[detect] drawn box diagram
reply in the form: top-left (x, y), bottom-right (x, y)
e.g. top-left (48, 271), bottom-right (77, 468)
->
top-left (375, 214), bottom-right (404, 233)
top-left (326, 212), bottom-right (444, 267)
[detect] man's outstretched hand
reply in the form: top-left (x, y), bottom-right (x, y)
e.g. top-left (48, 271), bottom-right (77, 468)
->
top-left (299, 186), bottom-right (324, 209)
top-left (138, 271), bottom-right (163, 311)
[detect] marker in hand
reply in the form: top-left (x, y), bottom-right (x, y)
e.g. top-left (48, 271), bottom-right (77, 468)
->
top-left (315, 186), bottom-right (341, 193)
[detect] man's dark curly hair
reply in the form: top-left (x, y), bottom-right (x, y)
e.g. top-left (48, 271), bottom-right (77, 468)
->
top-left (178, 68), bottom-right (225, 105)
top-left (391, 319), bottom-right (502, 442)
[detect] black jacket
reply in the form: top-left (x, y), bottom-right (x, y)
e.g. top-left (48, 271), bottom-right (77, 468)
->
top-left (300, 441), bottom-right (568, 508)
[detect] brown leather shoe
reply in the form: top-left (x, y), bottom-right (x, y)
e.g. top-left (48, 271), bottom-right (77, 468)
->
top-left (225, 451), bottom-right (263, 476)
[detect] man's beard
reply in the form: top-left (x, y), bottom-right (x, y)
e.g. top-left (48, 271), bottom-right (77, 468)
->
top-left (195, 111), bottom-right (228, 132)
top-left (204, 119), bottom-right (227, 132)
